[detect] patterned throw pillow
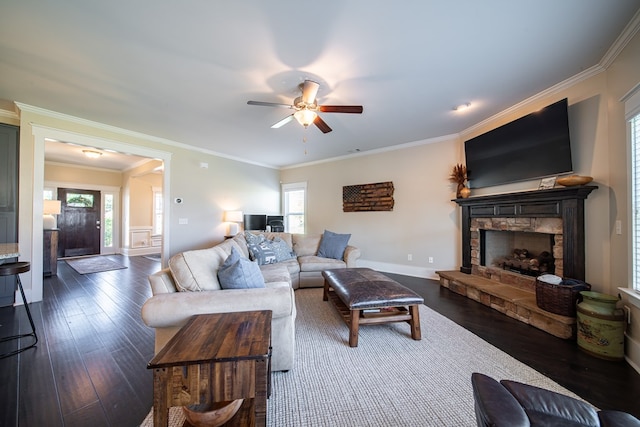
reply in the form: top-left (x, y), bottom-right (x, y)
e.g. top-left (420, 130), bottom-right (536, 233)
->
top-left (244, 231), bottom-right (265, 246)
top-left (271, 237), bottom-right (296, 262)
top-left (247, 241), bottom-right (277, 265)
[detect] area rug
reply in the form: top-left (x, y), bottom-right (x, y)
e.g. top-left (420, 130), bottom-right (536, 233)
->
top-left (140, 288), bottom-right (585, 426)
top-left (65, 256), bottom-right (127, 274)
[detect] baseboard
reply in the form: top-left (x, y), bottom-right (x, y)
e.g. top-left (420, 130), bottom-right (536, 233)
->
top-left (625, 332), bottom-right (640, 375)
top-left (357, 259), bottom-right (440, 280)
top-left (120, 247), bottom-right (161, 257)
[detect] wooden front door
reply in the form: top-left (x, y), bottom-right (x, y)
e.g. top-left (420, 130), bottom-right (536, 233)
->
top-left (57, 188), bottom-right (101, 257)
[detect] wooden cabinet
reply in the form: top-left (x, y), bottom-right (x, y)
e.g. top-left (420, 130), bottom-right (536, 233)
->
top-left (0, 124), bottom-right (19, 306)
top-left (43, 229), bottom-right (59, 276)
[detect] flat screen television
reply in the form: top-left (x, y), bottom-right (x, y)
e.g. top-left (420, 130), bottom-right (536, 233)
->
top-left (464, 98), bottom-right (573, 189)
top-left (244, 214), bottom-right (266, 231)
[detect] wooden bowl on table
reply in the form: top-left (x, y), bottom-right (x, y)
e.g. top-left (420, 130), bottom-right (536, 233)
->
top-left (556, 175), bottom-right (593, 186)
top-left (182, 399), bottom-right (243, 427)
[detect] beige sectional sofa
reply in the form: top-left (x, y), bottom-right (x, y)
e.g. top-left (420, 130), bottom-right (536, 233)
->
top-left (141, 231), bottom-right (360, 372)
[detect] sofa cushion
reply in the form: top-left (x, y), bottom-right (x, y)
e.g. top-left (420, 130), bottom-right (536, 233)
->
top-left (501, 379), bottom-right (599, 427)
top-left (292, 234), bottom-right (321, 256)
top-left (218, 247), bottom-right (265, 289)
top-left (259, 262), bottom-right (292, 284)
top-left (471, 373), bottom-right (529, 427)
top-left (298, 255), bottom-right (346, 272)
top-left (169, 239), bottom-right (242, 292)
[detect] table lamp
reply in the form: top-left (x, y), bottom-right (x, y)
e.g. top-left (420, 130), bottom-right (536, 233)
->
top-left (43, 200), bottom-right (61, 229)
top-left (224, 210), bottom-right (243, 236)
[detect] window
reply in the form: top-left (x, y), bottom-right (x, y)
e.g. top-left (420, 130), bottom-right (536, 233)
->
top-left (627, 84), bottom-right (640, 292)
top-left (66, 193), bottom-right (94, 207)
top-left (282, 182), bottom-right (306, 234)
top-left (104, 194), bottom-right (114, 248)
top-left (153, 188), bottom-right (163, 235)
top-left (632, 114), bottom-right (640, 291)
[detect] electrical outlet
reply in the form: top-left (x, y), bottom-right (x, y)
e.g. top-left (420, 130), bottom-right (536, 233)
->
top-left (428, 257), bottom-right (434, 263)
top-left (407, 254), bottom-right (412, 261)
top-left (616, 220), bottom-right (622, 235)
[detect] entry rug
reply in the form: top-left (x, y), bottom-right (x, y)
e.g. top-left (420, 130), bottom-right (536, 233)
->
top-left (140, 288), bottom-right (585, 426)
top-left (65, 256), bottom-right (127, 275)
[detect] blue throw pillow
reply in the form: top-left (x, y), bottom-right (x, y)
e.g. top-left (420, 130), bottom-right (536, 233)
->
top-left (218, 247), bottom-right (266, 289)
top-left (317, 230), bottom-right (351, 260)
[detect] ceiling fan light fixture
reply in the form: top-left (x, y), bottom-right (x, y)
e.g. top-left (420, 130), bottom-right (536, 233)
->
top-left (294, 109), bottom-right (317, 127)
top-left (83, 149), bottom-right (102, 158)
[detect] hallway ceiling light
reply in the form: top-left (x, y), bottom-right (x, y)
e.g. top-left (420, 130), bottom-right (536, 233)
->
top-left (83, 149), bottom-right (103, 158)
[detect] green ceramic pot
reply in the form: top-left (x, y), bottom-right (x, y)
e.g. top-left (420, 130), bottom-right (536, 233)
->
top-left (576, 291), bottom-right (625, 361)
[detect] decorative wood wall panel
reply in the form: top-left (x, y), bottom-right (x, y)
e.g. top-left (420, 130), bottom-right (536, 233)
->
top-left (343, 181), bottom-right (394, 212)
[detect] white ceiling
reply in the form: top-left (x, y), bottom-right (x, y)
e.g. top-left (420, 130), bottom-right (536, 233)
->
top-left (2, 1), bottom-right (640, 170)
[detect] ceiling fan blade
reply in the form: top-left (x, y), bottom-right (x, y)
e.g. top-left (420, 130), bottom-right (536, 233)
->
top-left (314, 115), bottom-right (332, 133)
top-left (318, 105), bottom-right (363, 114)
top-left (248, 100), bottom-right (293, 109)
top-left (301, 80), bottom-right (320, 104)
top-left (271, 114), bottom-right (294, 129)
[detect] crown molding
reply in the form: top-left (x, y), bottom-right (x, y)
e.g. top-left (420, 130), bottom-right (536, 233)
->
top-left (15, 102), bottom-right (277, 170)
top-left (281, 133), bottom-right (458, 170)
top-left (0, 108), bottom-right (19, 121)
top-left (460, 64), bottom-right (605, 140)
top-left (600, 8), bottom-right (640, 69)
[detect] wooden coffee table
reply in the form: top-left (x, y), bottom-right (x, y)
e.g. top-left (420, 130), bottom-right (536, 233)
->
top-left (147, 311), bottom-right (272, 427)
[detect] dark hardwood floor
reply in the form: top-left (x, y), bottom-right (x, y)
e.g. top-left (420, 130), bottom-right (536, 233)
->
top-left (1, 257), bottom-right (639, 426)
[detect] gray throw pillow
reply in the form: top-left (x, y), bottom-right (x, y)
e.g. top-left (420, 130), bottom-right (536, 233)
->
top-left (317, 230), bottom-right (351, 260)
top-left (247, 241), bottom-right (277, 265)
top-left (271, 237), bottom-right (296, 262)
top-left (218, 247), bottom-right (266, 289)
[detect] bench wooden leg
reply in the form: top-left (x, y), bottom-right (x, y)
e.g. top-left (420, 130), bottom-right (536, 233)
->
top-left (409, 305), bottom-right (421, 340)
top-left (349, 309), bottom-right (360, 347)
top-left (323, 279), bottom-right (329, 301)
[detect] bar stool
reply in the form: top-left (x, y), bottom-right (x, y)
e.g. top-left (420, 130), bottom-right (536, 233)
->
top-left (0, 262), bottom-right (38, 358)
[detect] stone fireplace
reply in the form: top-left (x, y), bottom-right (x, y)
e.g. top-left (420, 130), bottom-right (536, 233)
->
top-left (437, 185), bottom-right (597, 338)
top-left (457, 186), bottom-right (596, 285)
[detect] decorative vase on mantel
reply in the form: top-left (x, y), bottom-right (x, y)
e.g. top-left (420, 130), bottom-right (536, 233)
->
top-left (459, 186), bottom-right (471, 198)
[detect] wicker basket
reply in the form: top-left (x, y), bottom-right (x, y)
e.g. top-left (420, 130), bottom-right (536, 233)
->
top-left (535, 278), bottom-right (591, 317)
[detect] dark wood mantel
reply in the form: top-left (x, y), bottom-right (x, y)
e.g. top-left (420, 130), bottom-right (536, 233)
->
top-left (453, 186), bottom-right (597, 279)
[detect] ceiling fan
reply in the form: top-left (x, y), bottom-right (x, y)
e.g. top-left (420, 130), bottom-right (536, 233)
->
top-left (247, 80), bottom-right (363, 134)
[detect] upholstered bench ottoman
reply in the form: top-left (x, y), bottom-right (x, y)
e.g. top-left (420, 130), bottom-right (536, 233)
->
top-left (322, 268), bottom-right (424, 347)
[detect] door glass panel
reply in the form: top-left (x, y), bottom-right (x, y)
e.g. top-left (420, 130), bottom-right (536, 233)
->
top-left (104, 194), bottom-right (113, 248)
top-left (66, 193), bottom-right (94, 208)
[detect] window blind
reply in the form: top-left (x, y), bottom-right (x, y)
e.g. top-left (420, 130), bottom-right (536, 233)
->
top-left (632, 114), bottom-right (640, 291)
